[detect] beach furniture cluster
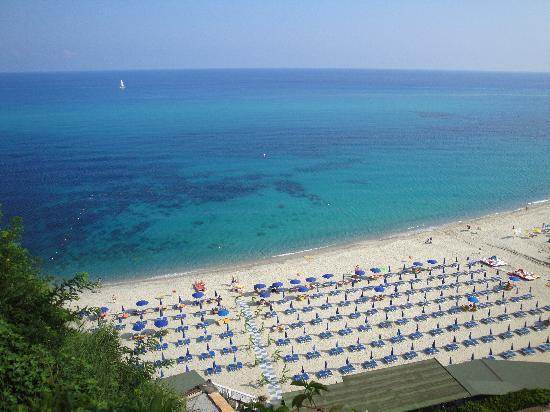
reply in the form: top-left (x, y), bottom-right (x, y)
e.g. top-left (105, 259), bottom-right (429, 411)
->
top-left (84, 256), bottom-right (549, 401)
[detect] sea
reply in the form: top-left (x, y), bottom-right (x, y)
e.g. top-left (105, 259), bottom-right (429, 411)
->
top-left (0, 69), bottom-right (549, 281)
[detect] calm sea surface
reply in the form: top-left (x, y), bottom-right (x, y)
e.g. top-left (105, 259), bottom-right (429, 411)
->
top-left (0, 69), bottom-right (549, 280)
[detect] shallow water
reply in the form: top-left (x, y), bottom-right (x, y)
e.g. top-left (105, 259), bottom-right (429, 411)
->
top-left (0, 69), bottom-right (549, 280)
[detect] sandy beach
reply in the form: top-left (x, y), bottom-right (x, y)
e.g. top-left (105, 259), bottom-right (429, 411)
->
top-left (76, 202), bottom-right (550, 401)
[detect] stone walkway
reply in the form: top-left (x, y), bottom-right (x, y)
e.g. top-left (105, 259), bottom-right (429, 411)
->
top-left (237, 297), bottom-right (283, 404)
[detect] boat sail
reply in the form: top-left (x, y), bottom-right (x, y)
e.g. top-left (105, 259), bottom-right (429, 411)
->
top-left (119, 80), bottom-right (126, 89)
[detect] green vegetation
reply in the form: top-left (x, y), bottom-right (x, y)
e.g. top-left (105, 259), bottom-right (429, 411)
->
top-left (455, 388), bottom-right (550, 412)
top-left (426, 388), bottom-right (550, 412)
top-left (244, 380), bottom-right (331, 412)
top-left (0, 210), bottom-right (184, 411)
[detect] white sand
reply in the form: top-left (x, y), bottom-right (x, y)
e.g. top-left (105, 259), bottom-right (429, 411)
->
top-left (76, 202), bottom-right (550, 398)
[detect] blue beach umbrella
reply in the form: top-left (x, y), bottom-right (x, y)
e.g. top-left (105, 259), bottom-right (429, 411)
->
top-left (306, 277), bottom-right (317, 283)
top-left (132, 322), bottom-right (145, 332)
top-left (323, 274), bottom-right (334, 279)
top-left (413, 262), bottom-right (423, 267)
top-left (259, 291), bottom-right (271, 299)
top-left (218, 309), bottom-right (229, 317)
top-left (154, 318), bottom-right (168, 328)
top-left (427, 259), bottom-right (437, 265)
top-left (136, 300), bottom-right (149, 307)
top-left (290, 279), bottom-right (301, 285)
top-left (100, 306), bottom-right (109, 313)
top-left (297, 286), bottom-right (309, 293)
top-left (374, 285), bottom-right (385, 293)
top-left (254, 283), bottom-right (266, 290)
top-left (355, 270), bottom-right (365, 276)
top-left (467, 296), bottom-right (479, 303)
top-left (192, 292), bottom-right (204, 299)
top-left (370, 268), bottom-right (381, 273)
top-left (272, 282), bottom-right (284, 288)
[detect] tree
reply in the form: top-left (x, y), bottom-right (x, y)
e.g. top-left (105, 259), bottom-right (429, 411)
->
top-left (0, 209), bottom-right (183, 411)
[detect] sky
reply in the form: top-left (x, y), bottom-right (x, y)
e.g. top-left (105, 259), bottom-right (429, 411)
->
top-left (1, 1), bottom-right (549, 73)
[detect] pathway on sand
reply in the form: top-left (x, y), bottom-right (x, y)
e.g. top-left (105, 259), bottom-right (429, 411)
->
top-left (237, 297), bottom-right (283, 404)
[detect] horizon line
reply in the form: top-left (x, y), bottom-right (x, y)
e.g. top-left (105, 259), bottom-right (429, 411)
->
top-left (1, 66), bottom-right (550, 75)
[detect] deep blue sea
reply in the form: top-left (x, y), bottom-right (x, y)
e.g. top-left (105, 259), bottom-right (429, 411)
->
top-left (0, 69), bottom-right (549, 280)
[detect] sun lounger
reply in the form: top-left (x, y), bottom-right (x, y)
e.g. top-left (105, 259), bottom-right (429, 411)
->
top-left (500, 350), bottom-right (516, 359)
top-left (362, 360), bottom-right (377, 369)
top-left (520, 347), bottom-right (536, 356)
top-left (512, 310), bottom-right (527, 318)
top-left (284, 354), bottom-right (299, 363)
top-left (197, 335), bottom-right (212, 343)
top-left (358, 324), bottom-right (372, 332)
top-left (383, 354), bottom-right (398, 364)
top-left (424, 347), bottom-right (439, 355)
top-left (221, 346), bottom-right (238, 355)
top-left (499, 331), bottom-right (514, 340)
top-left (480, 335), bottom-right (496, 343)
top-left (538, 343), bottom-right (550, 352)
top-left (319, 331), bottom-right (333, 339)
top-left (296, 335), bottom-right (312, 344)
top-left (532, 321), bottom-right (547, 332)
top-left (306, 350), bottom-right (321, 359)
top-left (293, 372), bottom-right (310, 381)
top-left (206, 365), bottom-right (222, 375)
top-left (329, 347), bottom-right (345, 356)
top-left (391, 333), bottom-right (407, 344)
top-left (403, 351), bottom-right (418, 360)
top-left (514, 327), bottom-right (530, 336)
top-left (339, 364), bottom-right (355, 374)
top-left (349, 343), bottom-right (366, 352)
top-left (409, 331), bottom-right (424, 340)
top-left (444, 343), bottom-right (459, 351)
top-left (317, 369), bottom-right (332, 378)
top-left (371, 339), bottom-right (385, 348)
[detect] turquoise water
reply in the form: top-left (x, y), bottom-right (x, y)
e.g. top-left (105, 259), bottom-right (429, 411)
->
top-left (0, 69), bottom-right (549, 280)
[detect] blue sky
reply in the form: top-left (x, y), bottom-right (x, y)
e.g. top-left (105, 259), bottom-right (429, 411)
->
top-left (1, 0), bottom-right (549, 72)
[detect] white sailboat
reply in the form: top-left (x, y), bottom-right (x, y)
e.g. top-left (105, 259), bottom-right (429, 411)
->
top-left (119, 80), bottom-right (126, 89)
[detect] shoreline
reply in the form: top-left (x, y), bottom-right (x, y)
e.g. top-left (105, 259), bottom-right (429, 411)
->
top-left (77, 200), bottom-right (550, 398)
top-left (97, 199), bottom-right (549, 288)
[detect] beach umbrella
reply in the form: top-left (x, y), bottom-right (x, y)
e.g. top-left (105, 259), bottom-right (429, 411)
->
top-left (374, 285), bottom-right (385, 293)
top-left (298, 286), bottom-right (309, 293)
top-left (272, 282), bottom-right (284, 288)
top-left (323, 274), bottom-right (334, 279)
top-left (154, 318), bottom-right (168, 328)
top-left (254, 283), bottom-right (266, 290)
top-left (136, 300), bottom-right (149, 307)
top-left (218, 308), bottom-right (229, 317)
top-left (371, 267), bottom-right (381, 273)
top-left (467, 296), bottom-right (479, 303)
top-left (306, 277), bottom-right (317, 283)
top-left (133, 322), bottom-right (145, 332)
top-left (355, 270), bottom-right (365, 276)
top-left (290, 279), bottom-right (301, 285)
top-left (192, 292), bottom-right (204, 299)
top-left (100, 306), bottom-right (109, 313)
top-left (413, 262), bottom-right (423, 267)
top-left (509, 276), bottom-right (521, 282)
top-left (259, 291), bottom-right (271, 299)
top-left (427, 259), bottom-right (437, 265)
